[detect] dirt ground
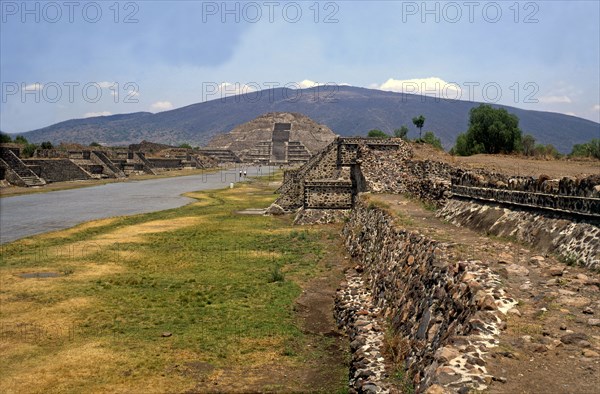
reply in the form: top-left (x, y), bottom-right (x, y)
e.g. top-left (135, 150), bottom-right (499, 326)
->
top-left (371, 194), bottom-right (600, 394)
top-left (411, 143), bottom-right (599, 178)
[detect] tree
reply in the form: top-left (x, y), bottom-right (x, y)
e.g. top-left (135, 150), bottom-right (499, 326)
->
top-left (452, 104), bottom-right (522, 156)
top-left (522, 134), bottom-right (535, 156)
top-left (14, 135), bottom-right (28, 144)
top-left (40, 141), bottom-right (53, 150)
top-left (179, 143), bottom-right (193, 149)
top-left (89, 142), bottom-right (102, 147)
top-left (367, 129), bottom-right (389, 138)
top-left (570, 139), bottom-right (600, 159)
top-left (393, 125), bottom-right (409, 140)
top-left (412, 115), bottom-right (425, 139)
top-left (0, 132), bottom-right (11, 143)
top-left (422, 131), bottom-right (443, 149)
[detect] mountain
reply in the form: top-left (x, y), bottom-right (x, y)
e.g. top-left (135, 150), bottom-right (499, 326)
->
top-left (18, 86), bottom-right (600, 152)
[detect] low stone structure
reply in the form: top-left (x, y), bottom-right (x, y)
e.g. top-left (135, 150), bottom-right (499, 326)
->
top-left (0, 141), bottom-right (217, 187)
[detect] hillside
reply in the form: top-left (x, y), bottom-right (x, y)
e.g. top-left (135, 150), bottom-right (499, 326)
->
top-left (18, 86), bottom-right (600, 153)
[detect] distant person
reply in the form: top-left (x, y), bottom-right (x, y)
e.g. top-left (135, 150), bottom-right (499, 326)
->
top-left (243, 170), bottom-right (247, 179)
top-left (239, 170), bottom-right (242, 180)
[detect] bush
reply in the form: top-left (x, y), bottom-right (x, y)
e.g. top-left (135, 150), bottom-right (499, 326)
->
top-left (421, 131), bottom-right (443, 149)
top-left (89, 142), bottom-right (102, 147)
top-left (367, 129), bottom-right (389, 138)
top-left (14, 135), bottom-right (28, 144)
top-left (393, 126), bottom-right (409, 140)
top-left (0, 132), bottom-right (11, 143)
top-left (40, 141), bottom-right (53, 150)
top-left (522, 134), bottom-right (535, 156)
top-left (534, 144), bottom-right (561, 159)
top-left (179, 143), bottom-right (193, 149)
top-left (22, 143), bottom-right (38, 158)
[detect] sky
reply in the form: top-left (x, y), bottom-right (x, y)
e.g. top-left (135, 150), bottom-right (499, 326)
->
top-left (1, 0), bottom-right (599, 133)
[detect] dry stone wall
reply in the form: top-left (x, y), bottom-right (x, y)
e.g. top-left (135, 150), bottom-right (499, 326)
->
top-left (339, 198), bottom-right (517, 393)
top-left (439, 199), bottom-right (600, 269)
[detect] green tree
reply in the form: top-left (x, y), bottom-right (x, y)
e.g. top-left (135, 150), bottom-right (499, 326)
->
top-left (522, 134), bottom-right (535, 156)
top-left (0, 132), bottom-right (12, 143)
top-left (179, 143), bottom-right (193, 149)
top-left (412, 115), bottom-right (425, 139)
top-left (453, 104), bottom-right (522, 156)
top-left (570, 139), bottom-right (600, 159)
top-left (89, 142), bottom-right (102, 147)
top-left (40, 141), bottom-right (53, 150)
top-left (393, 125), bottom-right (409, 140)
top-left (422, 131), bottom-right (443, 149)
top-left (367, 129), bottom-right (389, 138)
top-left (14, 135), bottom-right (28, 144)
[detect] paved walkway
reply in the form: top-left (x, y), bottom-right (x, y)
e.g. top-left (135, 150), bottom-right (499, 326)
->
top-left (0, 166), bottom-right (273, 243)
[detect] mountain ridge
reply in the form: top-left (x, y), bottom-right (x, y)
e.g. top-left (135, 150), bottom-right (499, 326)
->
top-left (16, 86), bottom-right (600, 153)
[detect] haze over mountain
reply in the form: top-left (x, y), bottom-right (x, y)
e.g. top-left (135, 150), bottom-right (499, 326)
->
top-left (17, 86), bottom-right (600, 153)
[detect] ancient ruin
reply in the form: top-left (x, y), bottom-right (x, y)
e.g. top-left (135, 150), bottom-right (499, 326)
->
top-left (0, 141), bottom-right (217, 187)
top-left (270, 136), bottom-right (600, 393)
top-left (205, 112), bottom-right (336, 164)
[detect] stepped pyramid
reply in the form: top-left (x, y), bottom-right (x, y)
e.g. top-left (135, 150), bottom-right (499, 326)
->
top-left (205, 112), bottom-right (336, 164)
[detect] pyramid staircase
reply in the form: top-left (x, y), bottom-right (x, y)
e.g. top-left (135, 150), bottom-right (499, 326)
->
top-left (0, 147), bottom-right (46, 186)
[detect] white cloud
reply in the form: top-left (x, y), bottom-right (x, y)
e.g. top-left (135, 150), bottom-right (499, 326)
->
top-left (592, 104), bottom-right (600, 112)
top-left (539, 95), bottom-right (572, 104)
top-left (24, 83), bottom-right (43, 91)
top-left (565, 112), bottom-right (577, 116)
top-left (296, 79), bottom-right (324, 89)
top-left (150, 101), bottom-right (174, 111)
top-left (378, 77), bottom-right (462, 99)
top-left (83, 111), bottom-right (112, 118)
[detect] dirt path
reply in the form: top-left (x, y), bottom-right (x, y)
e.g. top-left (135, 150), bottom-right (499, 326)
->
top-left (370, 194), bottom-right (600, 393)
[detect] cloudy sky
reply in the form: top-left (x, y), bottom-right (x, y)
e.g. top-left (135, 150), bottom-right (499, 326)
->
top-left (1, 0), bottom-right (599, 133)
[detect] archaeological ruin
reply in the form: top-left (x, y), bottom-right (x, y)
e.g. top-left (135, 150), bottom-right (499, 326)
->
top-left (0, 141), bottom-right (217, 187)
top-left (204, 112), bottom-right (336, 165)
top-left (269, 136), bottom-right (600, 393)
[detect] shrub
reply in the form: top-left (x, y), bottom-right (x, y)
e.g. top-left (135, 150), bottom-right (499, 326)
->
top-left (367, 129), bottom-right (389, 138)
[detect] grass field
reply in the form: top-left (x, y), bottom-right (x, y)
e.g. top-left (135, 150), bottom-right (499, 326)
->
top-left (0, 175), bottom-right (348, 393)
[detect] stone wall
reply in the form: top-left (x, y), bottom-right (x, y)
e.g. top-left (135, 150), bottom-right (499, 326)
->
top-left (146, 158), bottom-right (182, 169)
top-left (439, 198), bottom-right (600, 269)
top-left (304, 181), bottom-right (353, 209)
top-left (339, 197), bottom-right (516, 392)
top-left (451, 185), bottom-right (600, 217)
top-left (23, 159), bottom-right (91, 182)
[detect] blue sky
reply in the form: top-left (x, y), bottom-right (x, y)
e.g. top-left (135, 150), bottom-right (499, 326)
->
top-left (1, 0), bottom-right (599, 133)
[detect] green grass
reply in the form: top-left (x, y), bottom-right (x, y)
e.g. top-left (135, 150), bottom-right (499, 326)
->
top-left (0, 175), bottom-right (347, 392)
